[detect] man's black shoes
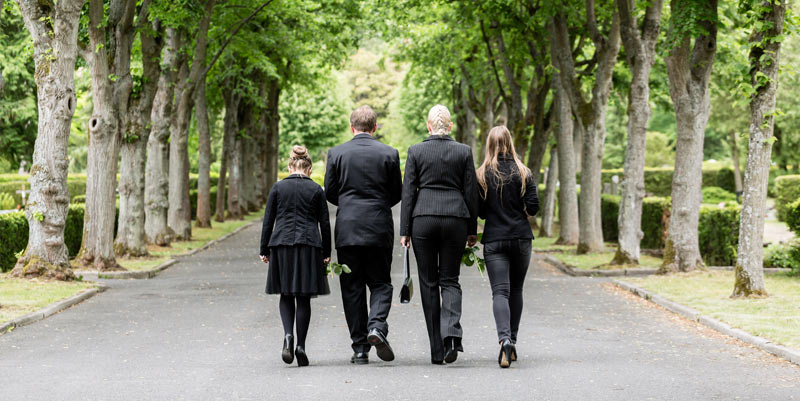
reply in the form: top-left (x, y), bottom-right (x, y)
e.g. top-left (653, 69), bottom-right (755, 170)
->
top-left (443, 337), bottom-right (459, 364)
top-left (367, 328), bottom-right (395, 362)
top-left (350, 352), bottom-right (369, 365)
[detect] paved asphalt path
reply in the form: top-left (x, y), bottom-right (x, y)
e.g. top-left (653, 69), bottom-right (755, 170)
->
top-left (2, 206), bottom-right (799, 401)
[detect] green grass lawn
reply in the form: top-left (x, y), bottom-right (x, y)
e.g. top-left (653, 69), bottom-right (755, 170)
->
top-left (550, 250), bottom-right (663, 270)
top-left (623, 270), bottom-right (800, 349)
top-left (117, 209), bottom-right (264, 271)
top-left (0, 278), bottom-right (96, 327)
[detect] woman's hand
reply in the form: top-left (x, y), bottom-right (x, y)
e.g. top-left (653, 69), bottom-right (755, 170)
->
top-left (260, 255), bottom-right (269, 264)
top-left (466, 235), bottom-right (478, 248)
top-left (323, 257), bottom-right (331, 264)
top-left (400, 236), bottom-right (411, 248)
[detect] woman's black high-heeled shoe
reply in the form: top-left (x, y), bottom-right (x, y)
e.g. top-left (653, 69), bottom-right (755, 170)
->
top-left (498, 339), bottom-right (513, 368)
top-left (282, 334), bottom-right (294, 364)
top-left (510, 340), bottom-right (517, 362)
top-left (295, 345), bottom-right (309, 367)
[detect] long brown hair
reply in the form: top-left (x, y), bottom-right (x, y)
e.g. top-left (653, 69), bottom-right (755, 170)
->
top-left (476, 125), bottom-right (531, 198)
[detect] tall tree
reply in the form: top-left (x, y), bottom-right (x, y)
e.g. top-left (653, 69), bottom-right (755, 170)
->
top-left (77, 0), bottom-right (140, 270)
top-left (539, 142), bottom-right (558, 237)
top-left (550, 72), bottom-right (579, 245)
top-left (613, 0), bottom-right (664, 265)
top-left (660, 0), bottom-right (718, 273)
top-left (733, 0), bottom-right (787, 297)
top-left (11, 0), bottom-right (84, 279)
top-left (551, 2), bottom-right (621, 253)
top-left (116, 14), bottom-right (162, 256)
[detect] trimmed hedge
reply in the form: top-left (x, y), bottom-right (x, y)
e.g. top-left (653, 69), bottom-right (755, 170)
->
top-left (775, 175), bottom-right (800, 221)
top-left (594, 167), bottom-right (736, 197)
top-left (189, 186), bottom-right (218, 218)
top-left (702, 186), bottom-right (737, 204)
top-left (0, 205), bottom-right (116, 272)
top-left (786, 198), bottom-right (800, 237)
top-left (600, 195), bottom-right (740, 265)
top-left (698, 205), bottom-right (740, 266)
top-left (0, 179), bottom-right (87, 207)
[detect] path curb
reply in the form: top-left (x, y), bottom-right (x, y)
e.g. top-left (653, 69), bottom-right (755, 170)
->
top-left (537, 254), bottom-right (659, 277)
top-left (84, 219), bottom-right (262, 280)
top-left (0, 284), bottom-right (108, 336)
top-left (612, 279), bottom-right (800, 367)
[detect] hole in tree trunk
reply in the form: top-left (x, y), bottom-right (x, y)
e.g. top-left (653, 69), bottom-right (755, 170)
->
top-left (67, 97), bottom-right (73, 113)
top-left (91, 118), bottom-right (98, 129)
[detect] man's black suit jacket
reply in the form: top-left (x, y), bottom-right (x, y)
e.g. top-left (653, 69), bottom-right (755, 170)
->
top-left (325, 133), bottom-right (403, 249)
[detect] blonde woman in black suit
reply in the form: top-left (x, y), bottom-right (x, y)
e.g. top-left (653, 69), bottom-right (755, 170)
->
top-left (400, 105), bottom-right (479, 365)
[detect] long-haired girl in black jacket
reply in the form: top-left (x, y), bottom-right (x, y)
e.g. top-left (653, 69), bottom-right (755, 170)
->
top-left (260, 145), bottom-right (332, 367)
top-left (477, 126), bottom-right (539, 368)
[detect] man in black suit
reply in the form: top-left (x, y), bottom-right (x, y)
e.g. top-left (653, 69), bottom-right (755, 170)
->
top-left (325, 105), bottom-right (403, 364)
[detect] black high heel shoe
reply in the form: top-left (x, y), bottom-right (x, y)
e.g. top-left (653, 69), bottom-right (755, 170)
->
top-left (510, 340), bottom-right (517, 362)
top-left (282, 334), bottom-right (294, 364)
top-left (498, 339), bottom-right (513, 368)
top-left (295, 345), bottom-right (309, 367)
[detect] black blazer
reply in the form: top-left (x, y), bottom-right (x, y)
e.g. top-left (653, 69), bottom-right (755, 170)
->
top-left (260, 174), bottom-right (331, 258)
top-left (400, 135), bottom-right (479, 237)
top-left (478, 156), bottom-right (540, 243)
top-left (325, 133), bottom-right (403, 249)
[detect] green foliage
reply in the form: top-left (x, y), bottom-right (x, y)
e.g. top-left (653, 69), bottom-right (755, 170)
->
top-left (775, 175), bottom-right (800, 221)
top-left (462, 244), bottom-right (486, 275)
top-left (702, 186), bottom-right (738, 204)
top-left (763, 240), bottom-right (800, 270)
top-left (785, 198), bottom-right (800, 236)
top-left (0, 211), bottom-right (28, 272)
top-left (326, 261), bottom-right (351, 276)
top-left (189, 186), bottom-right (218, 219)
top-left (0, 192), bottom-right (16, 210)
top-left (698, 205), bottom-right (741, 266)
top-left (71, 195), bottom-right (86, 204)
top-left (595, 167), bottom-right (737, 197)
top-left (601, 195), bottom-right (669, 250)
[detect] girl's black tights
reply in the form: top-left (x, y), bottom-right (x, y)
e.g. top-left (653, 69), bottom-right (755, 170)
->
top-left (279, 295), bottom-right (311, 347)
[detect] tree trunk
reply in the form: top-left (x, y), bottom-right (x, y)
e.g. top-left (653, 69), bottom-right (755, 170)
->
top-left (730, 131), bottom-right (743, 194)
top-left (733, 0), bottom-right (786, 298)
top-left (264, 77), bottom-right (281, 193)
top-left (145, 28), bottom-right (180, 246)
top-left (253, 80), bottom-right (268, 206)
top-left (539, 143), bottom-right (558, 238)
top-left (227, 133), bottom-right (243, 220)
top-left (613, 0), bottom-right (663, 265)
top-left (195, 78), bottom-right (212, 228)
top-left (78, 0), bottom-right (140, 271)
top-left (552, 76), bottom-right (579, 245)
top-left (660, 0), bottom-right (718, 273)
top-left (11, 0), bottom-right (83, 280)
top-left (224, 88), bottom-right (243, 220)
top-left (168, 58), bottom-right (193, 239)
top-left (116, 11), bottom-right (160, 257)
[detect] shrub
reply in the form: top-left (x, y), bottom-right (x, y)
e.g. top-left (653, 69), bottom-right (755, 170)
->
top-left (702, 186), bottom-right (737, 204)
top-left (189, 186), bottom-right (218, 218)
top-left (600, 195), bottom-right (669, 250)
top-left (71, 194), bottom-right (86, 204)
top-left (0, 192), bottom-right (16, 209)
top-left (0, 179), bottom-right (87, 206)
top-left (786, 198), bottom-right (800, 237)
top-left (64, 206), bottom-right (85, 257)
top-left (596, 167), bottom-right (736, 197)
top-left (775, 175), bottom-right (800, 221)
top-left (763, 241), bottom-right (800, 270)
top-left (698, 204), bottom-right (740, 266)
top-left (0, 211), bottom-right (28, 272)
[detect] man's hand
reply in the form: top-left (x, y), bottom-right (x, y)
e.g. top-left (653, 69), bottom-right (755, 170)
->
top-left (323, 257), bottom-right (331, 264)
top-left (260, 255), bottom-right (269, 264)
top-left (466, 235), bottom-right (478, 248)
top-left (400, 236), bottom-right (411, 248)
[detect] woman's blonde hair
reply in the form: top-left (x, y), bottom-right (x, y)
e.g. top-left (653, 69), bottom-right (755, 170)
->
top-left (427, 104), bottom-right (452, 135)
top-left (476, 126), bottom-right (531, 198)
top-left (288, 145), bottom-right (312, 174)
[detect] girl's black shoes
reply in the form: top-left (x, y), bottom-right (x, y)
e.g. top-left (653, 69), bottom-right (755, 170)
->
top-left (498, 339), bottom-right (514, 368)
top-left (295, 346), bottom-right (309, 367)
top-left (282, 334), bottom-right (294, 364)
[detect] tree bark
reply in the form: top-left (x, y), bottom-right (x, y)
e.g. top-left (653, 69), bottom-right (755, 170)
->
top-left (116, 5), bottom-right (160, 257)
top-left (264, 77), bottom-right (281, 193)
top-left (613, 0), bottom-right (664, 265)
top-left (551, 74), bottom-right (579, 245)
top-left (733, 0), bottom-right (786, 298)
top-left (224, 86), bottom-right (243, 220)
top-left (145, 28), bottom-right (180, 246)
top-left (730, 131), bottom-right (743, 194)
top-left (78, 0), bottom-right (140, 270)
top-left (552, 7), bottom-right (621, 254)
top-left (195, 77), bottom-right (212, 227)
top-left (539, 143), bottom-right (558, 238)
top-left (11, 0), bottom-right (83, 280)
top-left (660, 0), bottom-right (718, 273)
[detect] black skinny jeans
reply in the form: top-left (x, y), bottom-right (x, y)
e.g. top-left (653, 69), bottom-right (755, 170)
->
top-left (484, 239), bottom-right (532, 342)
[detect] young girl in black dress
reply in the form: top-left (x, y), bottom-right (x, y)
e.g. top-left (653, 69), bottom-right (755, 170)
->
top-left (260, 145), bottom-right (331, 367)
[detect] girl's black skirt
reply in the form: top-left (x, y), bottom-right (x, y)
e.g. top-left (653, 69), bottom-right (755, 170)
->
top-left (266, 245), bottom-right (330, 297)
